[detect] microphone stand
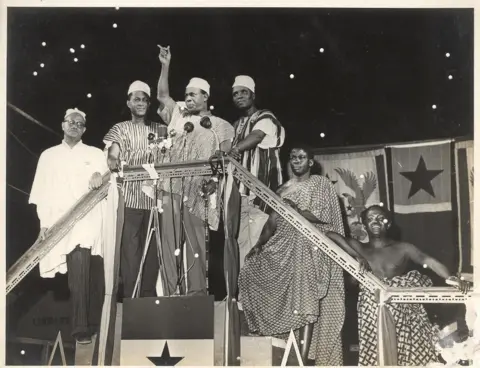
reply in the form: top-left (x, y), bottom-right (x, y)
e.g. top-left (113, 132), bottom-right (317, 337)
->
top-left (175, 122), bottom-right (194, 295)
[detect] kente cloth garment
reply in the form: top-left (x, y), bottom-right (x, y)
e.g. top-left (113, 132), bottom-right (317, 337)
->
top-left (238, 175), bottom-right (345, 365)
top-left (158, 97), bottom-right (235, 230)
top-left (233, 109), bottom-right (285, 210)
top-left (358, 270), bottom-right (440, 366)
top-left (103, 120), bottom-right (167, 210)
top-left (29, 141), bottom-right (109, 278)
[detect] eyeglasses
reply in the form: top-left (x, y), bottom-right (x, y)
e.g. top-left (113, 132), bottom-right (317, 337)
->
top-left (64, 120), bottom-right (86, 128)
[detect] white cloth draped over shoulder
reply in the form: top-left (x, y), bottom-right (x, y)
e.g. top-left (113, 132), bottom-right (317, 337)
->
top-left (29, 140), bottom-right (109, 278)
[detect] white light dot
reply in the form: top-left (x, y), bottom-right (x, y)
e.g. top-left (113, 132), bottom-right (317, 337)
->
top-left (40, 63), bottom-right (45, 68)
top-left (448, 75), bottom-right (453, 80)
top-left (379, 202), bottom-right (384, 207)
top-left (113, 23), bottom-right (118, 28)
top-left (432, 104), bottom-right (437, 110)
top-left (446, 52), bottom-right (451, 58)
top-left (319, 48), bottom-right (325, 53)
top-left (74, 58), bottom-right (78, 62)
top-left (42, 42), bottom-right (46, 46)
top-left (70, 48), bottom-right (75, 53)
top-left (460, 276), bottom-right (465, 281)
top-left (232, 298), bottom-right (237, 302)
top-left (194, 253), bottom-right (199, 258)
top-left (210, 105), bottom-right (214, 110)
top-left (155, 300), bottom-right (160, 305)
top-left (383, 219), bottom-right (389, 224)
top-left (115, 7), bottom-right (120, 10)
top-left (360, 174), bottom-right (365, 179)
top-left (80, 44), bottom-right (85, 49)
top-left (293, 310), bottom-right (298, 314)
top-left (289, 74), bottom-right (295, 79)
top-left (300, 340), bottom-right (305, 345)
top-left (313, 247), bottom-right (318, 251)
top-left (423, 263), bottom-right (428, 269)
top-left (33, 71), bottom-right (38, 76)
top-left (320, 132), bottom-right (325, 138)
top-left (20, 350), bottom-right (25, 355)
top-left (87, 93), bottom-right (92, 98)
top-left (174, 249), bottom-right (180, 256)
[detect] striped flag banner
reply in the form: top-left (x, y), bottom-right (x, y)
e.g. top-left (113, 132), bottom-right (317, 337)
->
top-left (390, 140), bottom-right (456, 271)
top-left (97, 181), bottom-right (124, 365)
top-left (314, 149), bottom-right (389, 243)
top-left (121, 296), bottom-right (215, 366)
top-left (454, 140), bottom-right (473, 271)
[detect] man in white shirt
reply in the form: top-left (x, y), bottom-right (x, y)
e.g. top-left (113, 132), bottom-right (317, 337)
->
top-left (29, 108), bottom-right (109, 344)
top-left (230, 76), bottom-right (286, 269)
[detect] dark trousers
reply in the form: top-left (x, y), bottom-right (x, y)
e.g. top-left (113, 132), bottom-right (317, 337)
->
top-left (161, 193), bottom-right (207, 296)
top-left (120, 208), bottom-right (160, 298)
top-left (66, 246), bottom-right (105, 337)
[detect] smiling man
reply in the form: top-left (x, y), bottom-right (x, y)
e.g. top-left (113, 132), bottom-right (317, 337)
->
top-left (103, 81), bottom-right (166, 298)
top-left (229, 75), bottom-right (285, 269)
top-left (327, 205), bottom-right (470, 366)
top-left (29, 108), bottom-right (108, 344)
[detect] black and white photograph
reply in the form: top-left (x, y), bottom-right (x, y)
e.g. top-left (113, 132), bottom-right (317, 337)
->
top-left (3, 2), bottom-right (478, 366)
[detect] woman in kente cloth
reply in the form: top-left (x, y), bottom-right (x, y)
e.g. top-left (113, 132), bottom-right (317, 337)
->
top-left (238, 145), bottom-right (346, 366)
top-left (327, 205), bottom-right (470, 366)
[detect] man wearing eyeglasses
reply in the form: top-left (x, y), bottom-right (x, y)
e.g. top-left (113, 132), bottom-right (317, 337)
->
top-left (29, 108), bottom-right (109, 345)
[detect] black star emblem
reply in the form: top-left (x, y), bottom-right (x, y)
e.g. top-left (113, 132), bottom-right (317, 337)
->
top-left (147, 342), bottom-right (184, 366)
top-left (325, 173), bottom-right (338, 185)
top-left (400, 156), bottom-right (443, 198)
top-left (346, 205), bottom-right (353, 211)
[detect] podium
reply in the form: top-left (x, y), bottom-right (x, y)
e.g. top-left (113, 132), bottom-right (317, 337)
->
top-left (121, 296), bottom-right (215, 366)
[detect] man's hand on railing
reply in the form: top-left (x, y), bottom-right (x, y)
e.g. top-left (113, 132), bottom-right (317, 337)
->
top-left (89, 172), bottom-right (103, 190)
top-left (446, 275), bottom-right (472, 295)
top-left (37, 227), bottom-right (48, 242)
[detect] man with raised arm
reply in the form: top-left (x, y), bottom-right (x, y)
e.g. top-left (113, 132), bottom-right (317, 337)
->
top-left (326, 204), bottom-right (470, 366)
top-left (29, 108), bottom-right (108, 344)
top-left (156, 45), bottom-right (235, 296)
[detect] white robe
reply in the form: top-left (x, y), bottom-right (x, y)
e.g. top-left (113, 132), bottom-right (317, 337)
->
top-left (29, 140), bottom-right (109, 278)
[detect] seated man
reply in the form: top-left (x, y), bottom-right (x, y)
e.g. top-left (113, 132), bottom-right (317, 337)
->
top-left (327, 205), bottom-right (470, 366)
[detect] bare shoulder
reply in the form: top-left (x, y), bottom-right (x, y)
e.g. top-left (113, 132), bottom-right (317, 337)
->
top-left (393, 241), bottom-right (421, 254)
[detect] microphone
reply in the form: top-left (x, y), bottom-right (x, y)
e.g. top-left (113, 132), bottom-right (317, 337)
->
top-left (184, 122), bottom-right (194, 133)
top-left (200, 116), bottom-right (212, 129)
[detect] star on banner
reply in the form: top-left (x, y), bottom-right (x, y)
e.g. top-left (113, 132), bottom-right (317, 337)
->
top-left (400, 156), bottom-right (443, 198)
top-left (147, 342), bottom-right (184, 366)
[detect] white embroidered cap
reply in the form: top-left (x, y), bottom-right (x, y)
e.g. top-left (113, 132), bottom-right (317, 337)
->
top-left (64, 108), bottom-right (86, 120)
top-left (232, 75), bottom-right (255, 93)
top-left (128, 80), bottom-right (151, 97)
top-left (186, 77), bottom-right (210, 96)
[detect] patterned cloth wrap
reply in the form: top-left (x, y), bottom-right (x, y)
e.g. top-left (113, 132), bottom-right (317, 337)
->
top-left (358, 270), bottom-right (440, 366)
top-left (239, 175), bottom-right (346, 365)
